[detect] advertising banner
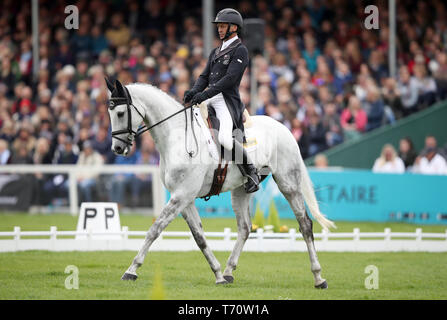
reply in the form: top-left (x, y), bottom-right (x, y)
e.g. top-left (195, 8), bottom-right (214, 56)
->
top-left (184, 170), bottom-right (447, 225)
top-left (0, 175), bottom-right (34, 211)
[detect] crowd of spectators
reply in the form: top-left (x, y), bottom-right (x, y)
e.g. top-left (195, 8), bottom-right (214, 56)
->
top-left (372, 135), bottom-right (447, 175)
top-left (1, 0), bottom-right (447, 205)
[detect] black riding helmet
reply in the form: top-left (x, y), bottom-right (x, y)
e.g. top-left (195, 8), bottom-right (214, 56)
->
top-left (212, 8), bottom-right (243, 40)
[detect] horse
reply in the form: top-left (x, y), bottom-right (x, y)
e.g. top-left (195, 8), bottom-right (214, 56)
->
top-left (105, 78), bottom-right (336, 288)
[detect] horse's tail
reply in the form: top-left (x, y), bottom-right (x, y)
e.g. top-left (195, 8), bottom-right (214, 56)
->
top-left (299, 156), bottom-right (336, 231)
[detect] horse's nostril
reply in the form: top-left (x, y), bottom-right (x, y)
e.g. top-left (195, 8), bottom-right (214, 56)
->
top-left (115, 146), bottom-right (123, 153)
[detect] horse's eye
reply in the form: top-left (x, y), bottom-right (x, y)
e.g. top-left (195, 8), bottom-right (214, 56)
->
top-left (117, 112), bottom-right (125, 118)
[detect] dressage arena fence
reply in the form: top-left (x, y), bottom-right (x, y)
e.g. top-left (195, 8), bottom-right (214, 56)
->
top-left (1, 227), bottom-right (446, 252)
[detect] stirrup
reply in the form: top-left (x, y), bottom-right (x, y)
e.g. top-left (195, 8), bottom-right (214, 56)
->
top-left (244, 175), bottom-right (259, 193)
top-left (243, 168), bottom-right (260, 193)
top-left (236, 163), bottom-right (259, 193)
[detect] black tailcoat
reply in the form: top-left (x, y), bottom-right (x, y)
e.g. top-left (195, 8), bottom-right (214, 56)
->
top-left (191, 38), bottom-right (249, 139)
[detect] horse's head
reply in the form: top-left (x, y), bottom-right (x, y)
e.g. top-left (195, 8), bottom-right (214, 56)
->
top-left (105, 78), bottom-right (145, 156)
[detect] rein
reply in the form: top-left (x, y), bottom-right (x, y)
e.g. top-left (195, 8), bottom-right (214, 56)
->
top-left (109, 87), bottom-right (199, 157)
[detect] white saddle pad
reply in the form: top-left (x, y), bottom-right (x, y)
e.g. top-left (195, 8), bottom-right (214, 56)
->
top-left (193, 107), bottom-right (220, 161)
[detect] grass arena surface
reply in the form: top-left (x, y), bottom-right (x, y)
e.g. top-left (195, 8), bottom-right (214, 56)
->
top-left (1, 213), bottom-right (447, 300)
top-left (1, 251), bottom-right (447, 300)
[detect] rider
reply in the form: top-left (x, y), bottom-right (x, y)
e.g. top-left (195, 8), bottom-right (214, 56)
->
top-left (183, 8), bottom-right (260, 193)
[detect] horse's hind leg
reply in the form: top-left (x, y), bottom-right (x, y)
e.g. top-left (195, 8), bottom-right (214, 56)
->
top-left (122, 195), bottom-right (189, 281)
top-left (223, 186), bottom-right (252, 283)
top-left (272, 172), bottom-right (327, 289)
top-left (181, 203), bottom-right (227, 284)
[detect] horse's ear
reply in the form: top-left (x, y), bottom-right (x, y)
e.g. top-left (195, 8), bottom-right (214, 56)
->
top-left (115, 79), bottom-right (126, 97)
top-left (105, 77), bottom-right (115, 93)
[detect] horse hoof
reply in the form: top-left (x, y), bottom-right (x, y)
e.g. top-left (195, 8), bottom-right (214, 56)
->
top-left (315, 280), bottom-right (328, 289)
top-left (121, 272), bottom-right (138, 281)
top-left (223, 275), bottom-right (234, 283)
top-left (216, 279), bottom-right (229, 285)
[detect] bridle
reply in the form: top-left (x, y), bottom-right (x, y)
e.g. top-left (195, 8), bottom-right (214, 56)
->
top-left (109, 86), bottom-right (198, 157)
top-left (109, 86), bottom-right (147, 147)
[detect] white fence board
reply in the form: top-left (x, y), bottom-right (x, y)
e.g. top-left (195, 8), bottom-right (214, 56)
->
top-left (1, 227), bottom-right (446, 252)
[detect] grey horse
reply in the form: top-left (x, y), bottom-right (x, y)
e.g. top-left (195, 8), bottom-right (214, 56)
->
top-left (106, 79), bottom-right (335, 288)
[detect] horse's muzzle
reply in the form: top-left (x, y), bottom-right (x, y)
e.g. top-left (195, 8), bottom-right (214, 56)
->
top-left (114, 145), bottom-right (124, 154)
top-left (113, 145), bottom-right (130, 156)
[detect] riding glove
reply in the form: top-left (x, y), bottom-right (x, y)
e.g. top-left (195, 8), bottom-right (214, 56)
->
top-left (190, 91), bottom-right (209, 105)
top-left (183, 89), bottom-right (197, 103)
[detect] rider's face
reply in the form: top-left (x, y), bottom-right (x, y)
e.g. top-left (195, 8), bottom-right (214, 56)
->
top-left (217, 23), bottom-right (237, 40)
top-left (217, 23), bottom-right (229, 40)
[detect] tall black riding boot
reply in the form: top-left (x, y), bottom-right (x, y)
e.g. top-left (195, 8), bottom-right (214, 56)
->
top-left (233, 140), bottom-right (260, 193)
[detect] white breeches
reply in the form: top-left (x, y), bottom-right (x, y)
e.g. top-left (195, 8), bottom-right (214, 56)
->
top-left (208, 93), bottom-right (234, 150)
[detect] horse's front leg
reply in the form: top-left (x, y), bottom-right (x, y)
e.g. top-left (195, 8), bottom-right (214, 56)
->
top-left (223, 186), bottom-right (252, 283)
top-left (181, 204), bottom-right (227, 284)
top-left (121, 196), bottom-right (189, 280)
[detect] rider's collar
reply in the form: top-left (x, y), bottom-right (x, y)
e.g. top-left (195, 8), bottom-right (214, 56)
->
top-left (221, 35), bottom-right (239, 51)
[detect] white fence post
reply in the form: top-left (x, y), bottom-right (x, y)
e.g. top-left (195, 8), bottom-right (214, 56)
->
top-left (353, 228), bottom-right (360, 242)
top-left (415, 228), bottom-right (422, 241)
top-left (122, 226), bottom-right (129, 250)
top-left (68, 170), bottom-right (78, 216)
top-left (223, 228), bottom-right (231, 244)
top-left (384, 228), bottom-right (391, 242)
top-left (322, 228), bottom-right (328, 243)
top-left (289, 228), bottom-right (296, 244)
top-left (50, 226), bottom-right (57, 251)
top-left (14, 226), bottom-right (20, 251)
top-left (152, 170), bottom-right (165, 217)
top-left (257, 228), bottom-right (264, 251)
